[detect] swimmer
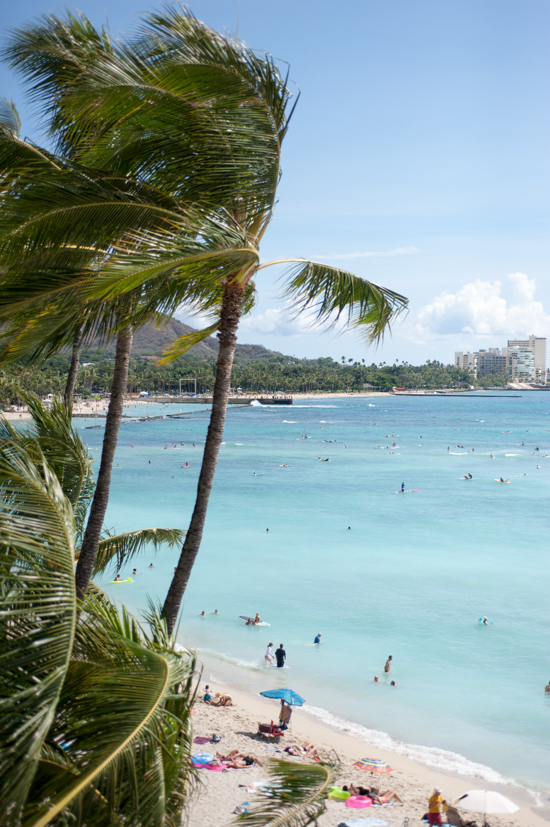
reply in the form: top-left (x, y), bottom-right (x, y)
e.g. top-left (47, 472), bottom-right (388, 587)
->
top-left (374, 675), bottom-right (379, 682)
top-left (490, 453), bottom-right (493, 459)
top-left (536, 465), bottom-right (540, 469)
top-left (214, 609), bottom-right (218, 614)
top-left (266, 528), bottom-right (269, 532)
top-left (131, 443), bottom-right (134, 448)
top-left (149, 563), bottom-right (154, 568)
top-left (545, 680), bottom-right (550, 694)
top-left (200, 610), bottom-right (206, 616)
top-left (390, 680), bottom-right (396, 686)
top-left (482, 616), bottom-right (488, 625)
top-left (114, 574), bottom-right (121, 581)
top-left (348, 526), bottom-right (351, 530)
top-left (132, 568), bottom-right (138, 575)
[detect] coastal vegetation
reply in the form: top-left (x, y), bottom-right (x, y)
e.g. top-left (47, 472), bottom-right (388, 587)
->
top-left (0, 351), bottom-right (502, 405)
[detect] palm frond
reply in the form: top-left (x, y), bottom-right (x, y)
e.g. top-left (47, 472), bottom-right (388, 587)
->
top-left (278, 259), bottom-right (409, 344)
top-left (0, 439), bottom-right (76, 823)
top-left (233, 759), bottom-right (338, 827)
top-left (0, 97), bottom-right (21, 137)
top-left (2, 7), bottom-right (291, 214)
top-left (91, 527), bottom-right (186, 576)
top-left (159, 322), bottom-right (220, 365)
top-left (24, 589), bottom-right (196, 827)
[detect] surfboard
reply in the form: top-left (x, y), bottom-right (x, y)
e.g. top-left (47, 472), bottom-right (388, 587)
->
top-left (239, 615), bottom-right (270, 627)
top-left (110, 577), bottom-right (133, 583)
top-left (494, 479), bottom-right (510, 483)
top-left (393, 490), bottom-right (418, 493)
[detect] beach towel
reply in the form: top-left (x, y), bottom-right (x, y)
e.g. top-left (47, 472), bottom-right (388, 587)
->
top-left (337, 819), bottom-right (388, 827)
top-left (191, 761), bottom-right (224, 771)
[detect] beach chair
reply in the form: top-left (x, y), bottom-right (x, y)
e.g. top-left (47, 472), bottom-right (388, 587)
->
top-left (258, 721), bottom-right (285, 738)
top-left (446, 805), bottom-right (477, 827)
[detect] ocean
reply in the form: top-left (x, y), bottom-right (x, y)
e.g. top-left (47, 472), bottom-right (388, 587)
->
top-left (81, 392), bottom-right (550, 794)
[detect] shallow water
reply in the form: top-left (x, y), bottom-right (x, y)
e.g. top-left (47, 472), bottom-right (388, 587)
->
top-left (82, 393), bottom-right (550, 792)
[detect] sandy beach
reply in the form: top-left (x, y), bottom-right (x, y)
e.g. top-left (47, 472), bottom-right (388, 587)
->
top-left (187, 680), bottom-right (548, 827)
top-left (0, 398), bottom-right (112, 421)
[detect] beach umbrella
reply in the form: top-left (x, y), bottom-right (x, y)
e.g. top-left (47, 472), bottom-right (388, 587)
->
top-left (455, 790), bottom-right (519, 826)
top-left (260, 688), bottom-right (306, 706)
top-left (353, 758), bottom-right (392, 774)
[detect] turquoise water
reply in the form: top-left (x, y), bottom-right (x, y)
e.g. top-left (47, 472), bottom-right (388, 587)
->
top-left (81, 394), bottom-right (550, 792)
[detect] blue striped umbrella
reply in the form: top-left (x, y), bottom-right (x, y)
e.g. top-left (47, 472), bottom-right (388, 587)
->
top-left (260, 688), bottom-right (305, 706)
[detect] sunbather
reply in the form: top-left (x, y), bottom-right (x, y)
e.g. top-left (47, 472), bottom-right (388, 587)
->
top-left (369, 788), bottom-right (404, 804)
top-left (212, 693), bottom-right (233, 706)
top-left (284, 742), bottom-right (319, 758)
top-left (342, 786), bottom-right (403, 804)
top-left (216, 750), bottom-right (262, 768)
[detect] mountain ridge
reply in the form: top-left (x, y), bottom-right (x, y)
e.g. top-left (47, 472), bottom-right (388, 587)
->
top-left (87, 316), bottom-right (282, 361)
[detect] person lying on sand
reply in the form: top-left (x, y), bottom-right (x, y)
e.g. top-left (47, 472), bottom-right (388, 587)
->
top-left (216, 750), bottom-right (262, 768)
top-left (284, 742), bottom-right (319, 758)
top-left (342, 785), bottom-right (403, 804)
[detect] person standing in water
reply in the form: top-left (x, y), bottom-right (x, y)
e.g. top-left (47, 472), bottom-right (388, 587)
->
top-left (314, 633), bottom-right (322, 644)
top-left (275, 644), bottom-right (286, 668)
top-left (265, 642), bottom-right (274, 665)
top-left (384, 655), bottom-right (393, 673)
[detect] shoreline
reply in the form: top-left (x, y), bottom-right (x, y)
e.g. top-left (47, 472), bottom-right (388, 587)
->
top-left (188, 672), bottom-right (549, 827)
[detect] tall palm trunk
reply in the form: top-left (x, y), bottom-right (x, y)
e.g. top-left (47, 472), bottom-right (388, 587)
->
top-left (64, 330), bottom-right (82, 405)
top-left (163, 281), bottom-right (245, 633)
top-left (75, 326), bottom-right (133, 600)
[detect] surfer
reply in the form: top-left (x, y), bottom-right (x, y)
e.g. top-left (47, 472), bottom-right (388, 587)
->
top-left (401, 482), bottom-right (405, 493)
top-left (254, 613), bottom-right (261, 624)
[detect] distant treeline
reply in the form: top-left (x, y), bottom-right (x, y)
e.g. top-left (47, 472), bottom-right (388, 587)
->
top-left (0, 351), bottom-right (505, 403)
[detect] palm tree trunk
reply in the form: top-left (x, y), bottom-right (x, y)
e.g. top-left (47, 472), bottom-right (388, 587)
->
top-left (75, 327), bottom-right (133, 600)
top-left (163, 281), bottom-right (245, 633)
top-left (64, 331), bottom-right (82, 405)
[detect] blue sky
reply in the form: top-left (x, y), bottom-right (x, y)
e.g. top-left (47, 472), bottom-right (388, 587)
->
top-left (2, 0), bottom-right (550, 364)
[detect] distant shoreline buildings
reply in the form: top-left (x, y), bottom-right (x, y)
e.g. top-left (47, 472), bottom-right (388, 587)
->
top-left (455, 335), bottom-right (547, 383)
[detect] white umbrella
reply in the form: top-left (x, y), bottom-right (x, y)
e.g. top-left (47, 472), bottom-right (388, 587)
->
top-left (455, 790), bottom-right (519, 825)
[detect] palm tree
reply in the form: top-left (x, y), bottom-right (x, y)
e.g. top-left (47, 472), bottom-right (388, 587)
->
top-left (3, 7), bottom-right (408, 632)
top-left (0, 397), bottom-right (195, 827)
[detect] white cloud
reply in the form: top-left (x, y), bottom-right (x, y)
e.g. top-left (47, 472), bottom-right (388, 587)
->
top-left (315, 246), bottom-right (419, 261)
top-left (409, 273), bottom-right (550, 342)
top-left (239, 305), bottom-right (311, 337)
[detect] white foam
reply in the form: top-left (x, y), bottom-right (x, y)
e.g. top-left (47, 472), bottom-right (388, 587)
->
top-left (283, 420), bottom-right (297, 423)
top-left (449, 452), bottom-right (467, 455)
top-left (304, 705), bottom-right (512, 784)
top-left (249, 400), bottom-right (262, 406)
top-left (368, 404), bottom-right (376, 407)
top-left (505, 454), bottom-right (518, 457)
